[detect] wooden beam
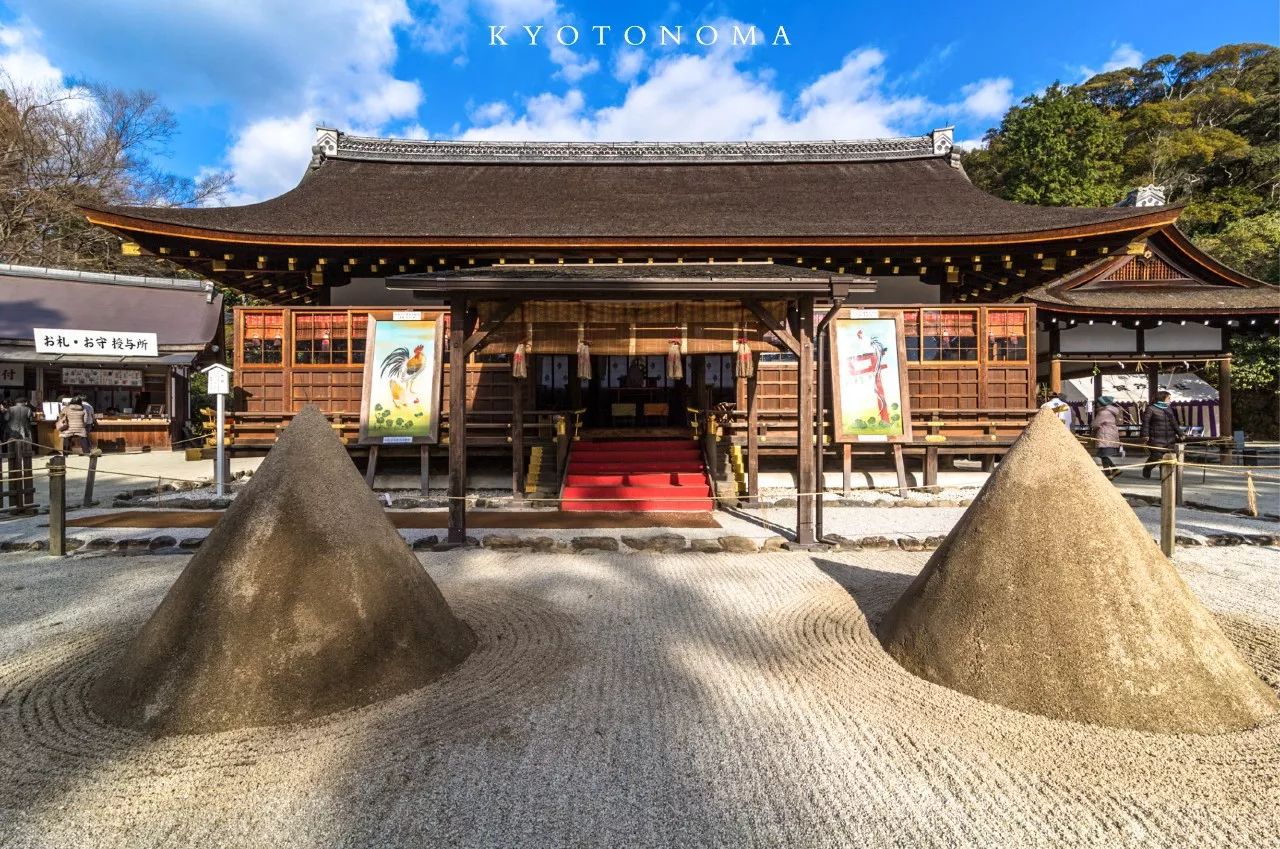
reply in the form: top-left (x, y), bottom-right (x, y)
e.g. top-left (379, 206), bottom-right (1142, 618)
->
top-left (747, 365), bottom-right (760, 504)
top-left (419, 445), bottom-right (431, 497)
top-left (892, 444), bottom-right (909, 498)
top-left (743, 299), bottom-right (800, 356)
top-left (1219, 354), bottom-right (1233, 440)
top-left (463, 299), bottom-right (521, 355)
top-left (512, 376), bottom-right (525, 502)
top-left (842, 444), bottom-right (852, 496)
top-left (448, 296), bottom-right (469, 544)
top-left (795, 295), bottom-right (816, 546)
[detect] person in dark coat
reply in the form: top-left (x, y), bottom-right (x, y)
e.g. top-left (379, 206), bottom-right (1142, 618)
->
top-left (1140, 391), bottom-right (1183, 479)
top-left (2, 397), bottom-right (36, 455)
top-left (1092, 395), bottom-right (1123, 479)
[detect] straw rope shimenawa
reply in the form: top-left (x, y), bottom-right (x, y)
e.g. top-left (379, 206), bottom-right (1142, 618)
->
top-left (878, 409), bottom-right (1280, 735)
top-left (89, 405), bottom-right (476, 736)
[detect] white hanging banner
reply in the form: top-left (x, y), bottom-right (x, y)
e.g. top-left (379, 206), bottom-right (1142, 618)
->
top-left (61, 367), bottom-right (145, 387)
top-left (34, 328), bottom-right (159, 357)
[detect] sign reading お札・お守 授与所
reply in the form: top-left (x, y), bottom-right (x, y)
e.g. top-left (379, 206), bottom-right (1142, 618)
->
top-left (0, 365), bottom-right (23, 386)
top-left (33, 328), bottom-right (159, 357)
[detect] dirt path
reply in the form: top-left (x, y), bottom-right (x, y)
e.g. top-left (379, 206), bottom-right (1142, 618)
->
top-left (0, 547), bottom-right (1277, 848)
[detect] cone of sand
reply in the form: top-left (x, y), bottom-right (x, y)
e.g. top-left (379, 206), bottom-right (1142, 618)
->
top-left (91, 405), bottom-right (476, 735)
top-left (879, 410), bottom-right (1278, 734)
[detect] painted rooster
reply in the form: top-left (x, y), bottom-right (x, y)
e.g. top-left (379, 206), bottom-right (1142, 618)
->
top-left (380, 344), bottom-right (427, 406)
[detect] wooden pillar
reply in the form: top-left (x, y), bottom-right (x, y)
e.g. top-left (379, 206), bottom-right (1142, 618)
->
top-left (1092, 372), bottom-right (1103, 401)
top-left (448, 296), bottom-right (468, 544)
top-left (692, 354), bottom-right (706, 411)
top-left (842, 444), bottom-right (852, 496)
top-left (1049, 357), bottom-right (1062, 396)
top-left (746, 365), bottom-right (760, 503)
top-left (924, 445), bottom-right (939, 489)
top-left (795, 295), bottom-right (816, 547)
top-left (1146, 363), bottom-right (1160, 404)
top-left (1219, 356), bottom-right (1233, 440)
top-left (512, 375), bottom-right (525, 502)
top-left (569, 353), bottom-right (581, 410)
top-left (892, 444), bottom-right (909, 498)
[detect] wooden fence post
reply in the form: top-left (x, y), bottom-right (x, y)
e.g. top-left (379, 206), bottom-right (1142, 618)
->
top-left (1174, 442), bottom-right (1185, 508)
top-left (1160, 452), bottom-right (1176, 557)
top-left (82, 450), bottom-right (99, 508)
top-left (48, 455), bottom-right (66, 556)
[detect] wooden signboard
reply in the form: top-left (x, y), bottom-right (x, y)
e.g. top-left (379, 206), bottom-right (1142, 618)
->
top-left (829, 310), bottom-right (913, 443)
top-left (358, 315), bottom-right (444, 445)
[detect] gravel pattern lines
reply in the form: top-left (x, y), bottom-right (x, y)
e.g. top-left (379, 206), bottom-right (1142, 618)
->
top-left (0, 547), bottom-right (1277, 847)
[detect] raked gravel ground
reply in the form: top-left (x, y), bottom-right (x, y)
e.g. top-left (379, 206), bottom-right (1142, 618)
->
top-left (0, 546), bottom-right (1278, 848)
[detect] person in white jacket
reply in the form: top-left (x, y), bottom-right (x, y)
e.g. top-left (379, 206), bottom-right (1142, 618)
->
top-left (1040, 393), bottom-right (1074, 429)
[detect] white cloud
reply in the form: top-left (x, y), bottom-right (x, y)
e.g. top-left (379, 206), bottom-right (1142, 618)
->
top-left (1080, 43), bottom-right (1144, 79)
top-left (3, 0), bottom-right (425, 202)
top-left (470, 100), bottom-right (514, 124)
top-left (220, 113), bottom-right (318, 206)
top-left (958, 77), bottom-right (1013, 120)
top-left (464, 45), bottom-right (939, 144)
top-left (0, 23), bottom-right (65, 90)
top-left (613, 48), bottom-right (646, 83)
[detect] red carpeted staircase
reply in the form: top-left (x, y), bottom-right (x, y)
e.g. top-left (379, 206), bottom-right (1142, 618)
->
top-left (561, 439), bottom-right (714, 512)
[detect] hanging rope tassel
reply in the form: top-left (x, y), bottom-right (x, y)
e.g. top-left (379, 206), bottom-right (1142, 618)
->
top-left (577, 340), bottom-right (592, 380)
top-left (736, 337), bottom-right (754, 379)
top-left (512, 341), bottom-right (528, 379)
top-left (667, 340), bottom-right (683, 381)
top-left (1247, 471), bottom-right (1259, 517)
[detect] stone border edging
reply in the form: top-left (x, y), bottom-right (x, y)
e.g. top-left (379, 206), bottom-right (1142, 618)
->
top-left (4, 530), bottom-right (1275, 556)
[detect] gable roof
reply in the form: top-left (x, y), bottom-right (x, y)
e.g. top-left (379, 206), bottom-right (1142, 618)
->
top-left (81, 128), bottom-right (1179, 246)
top-left (1019, 237), bottom-right (1279, 315)
top-left (0, 264), bottom-right (223, 351)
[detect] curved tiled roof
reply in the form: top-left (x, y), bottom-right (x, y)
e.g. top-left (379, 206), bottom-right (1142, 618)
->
top-left (82, 128), bottom-right (1178, 245)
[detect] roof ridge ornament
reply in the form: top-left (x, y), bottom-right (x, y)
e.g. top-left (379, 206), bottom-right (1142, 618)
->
top-left (1117, 184), bottom-right (1167, 207)
top-left (318, 130), bottom-right (948, 164)
top-left (311, 127), bottom-right (341, 169)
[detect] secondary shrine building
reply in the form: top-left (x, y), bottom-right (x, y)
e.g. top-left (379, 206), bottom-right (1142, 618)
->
top-left (79, 127), bottom-right (1278, 544)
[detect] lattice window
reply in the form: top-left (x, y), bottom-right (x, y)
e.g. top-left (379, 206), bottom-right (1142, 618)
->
top-left (1108, 255), bottom-right (1187, 282)
top-left (294, 313), bottom-right (352, 365)
top-left (921, 310), bottom-right (978, 361)
top-left (902, 310), bottom-right (921, 361)
top-left (987, 310), bottom-right (1028, 361)
top-left (241, 311), bottom-right (284, 365)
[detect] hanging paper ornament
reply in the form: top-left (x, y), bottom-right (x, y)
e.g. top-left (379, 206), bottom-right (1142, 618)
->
top-left (667, 340), bottom-right (684, 380)
top-left (735, 337), bottom-right (754, 379)
top-left (577, 340), bottom-right (592, 379)
top-left (512, 341), bottom-right (528, 379)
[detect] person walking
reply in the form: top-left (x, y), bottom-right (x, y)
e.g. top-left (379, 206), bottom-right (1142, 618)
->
top-left (1040, 392), bottom-right (1074, 429)
top-left (1092, 395), bottom-right (1123, 480)
top-left (81, 395), bottom-right (96, 434)
top-left (57, 396), bottom-right (93, 455)
top-left (3, 396), bottom-right (35, 448)
top-left (1140, 391), bottom-right (1183, 479)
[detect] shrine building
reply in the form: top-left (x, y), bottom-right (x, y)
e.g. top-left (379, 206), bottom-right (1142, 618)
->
top-left (78, 127), bottom-right (1278, 545)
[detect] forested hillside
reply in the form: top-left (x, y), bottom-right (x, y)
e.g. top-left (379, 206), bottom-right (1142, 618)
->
top-left (964, 43), bottom-right (1278, 283)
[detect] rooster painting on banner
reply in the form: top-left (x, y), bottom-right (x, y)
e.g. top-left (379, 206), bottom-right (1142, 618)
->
top-left (358, 316), bottom-right (443, 444)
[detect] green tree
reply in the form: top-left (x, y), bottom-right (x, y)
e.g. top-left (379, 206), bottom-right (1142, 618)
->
top-left (1193, 211), bottom-right (1280, 283)
top-left (964, 83), bottom-right (1125, 207)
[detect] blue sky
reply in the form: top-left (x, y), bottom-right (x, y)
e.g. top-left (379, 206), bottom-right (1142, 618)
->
top-left (0, 0), bottom-right (1274, 204)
